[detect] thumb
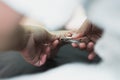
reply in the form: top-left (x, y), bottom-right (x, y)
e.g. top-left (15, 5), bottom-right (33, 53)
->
top-left (72, 33), bottom-right (83, 39)
top-left (72, 19), bottom-right (91, 39)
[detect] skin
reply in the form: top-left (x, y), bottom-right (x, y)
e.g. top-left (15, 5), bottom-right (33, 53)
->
top-left (0, 1), bottom-right (23, 51)
top-left (71, 19), bottom-right (103, 60)
top-left (0, 1), bottom-right (102, 67)
top-left (0, 1), bottom-right (70, 67)
top-left (21, 26), bottom-right (72, 67)
top-left (21, 19), bottom-right (103, 66)
top-left (0, 1), bottom-right (74, 67)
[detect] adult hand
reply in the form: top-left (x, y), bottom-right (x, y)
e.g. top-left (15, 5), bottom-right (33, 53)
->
top-left (21, 26), bottom-right (71, 67)
top-left (71, 19), bottom-right (103, 60)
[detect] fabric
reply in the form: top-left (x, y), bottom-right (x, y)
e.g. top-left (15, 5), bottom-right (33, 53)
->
top-left (83, 0), bottom-right (120, 79)
top-left (2, 0), bottom-right (80, 30)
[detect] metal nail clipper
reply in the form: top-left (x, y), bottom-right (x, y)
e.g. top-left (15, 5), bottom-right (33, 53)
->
top-left (60, 37), bottom-right (81, 44)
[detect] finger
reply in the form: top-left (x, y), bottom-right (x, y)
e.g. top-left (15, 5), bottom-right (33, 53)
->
top-left (45, 46), bottom-right (51, 57)
top-left (29, 49), bottom-right (42, 66)
top-left (71, 43), bottom-right (78, 48)
top-left (35, 54), bottom-right (47, 67)
top-left (41, 45), bottom-right (51, 57)
top-left (79, 43), bottom-right (86, 49)
top-left (31, 55), bottom-right (40, 66)
top-left (72, 33), bottom-right (83, 39)
top-left (88, 52), bottom-right (96, 60)
top-left (79, 37), bottom-right (90, 43)
top-left (52, 40), bottom-right (59, 49)
top-left (34, 46), bottom-right (50, 67)
top-left (87, 42), bottom-right (94, 51)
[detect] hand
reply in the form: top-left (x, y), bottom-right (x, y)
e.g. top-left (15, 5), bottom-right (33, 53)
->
top-left (71, 19), bottom-right (103, 60)
top-left (21, 26), bottom-right (72, 67)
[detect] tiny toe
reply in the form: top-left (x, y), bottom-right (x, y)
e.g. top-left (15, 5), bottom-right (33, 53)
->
top-left (71, 43), bottom-right (78, 48)
top-left (88, 52), bottom-right (96, 60)
top-left (79, 43), bottom-right (86, 49)
top-left (87, 42), bottom-right (94, 51)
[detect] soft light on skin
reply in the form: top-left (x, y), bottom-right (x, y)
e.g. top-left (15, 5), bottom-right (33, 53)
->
top-left (0, 1), bottom-right (24, 51)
